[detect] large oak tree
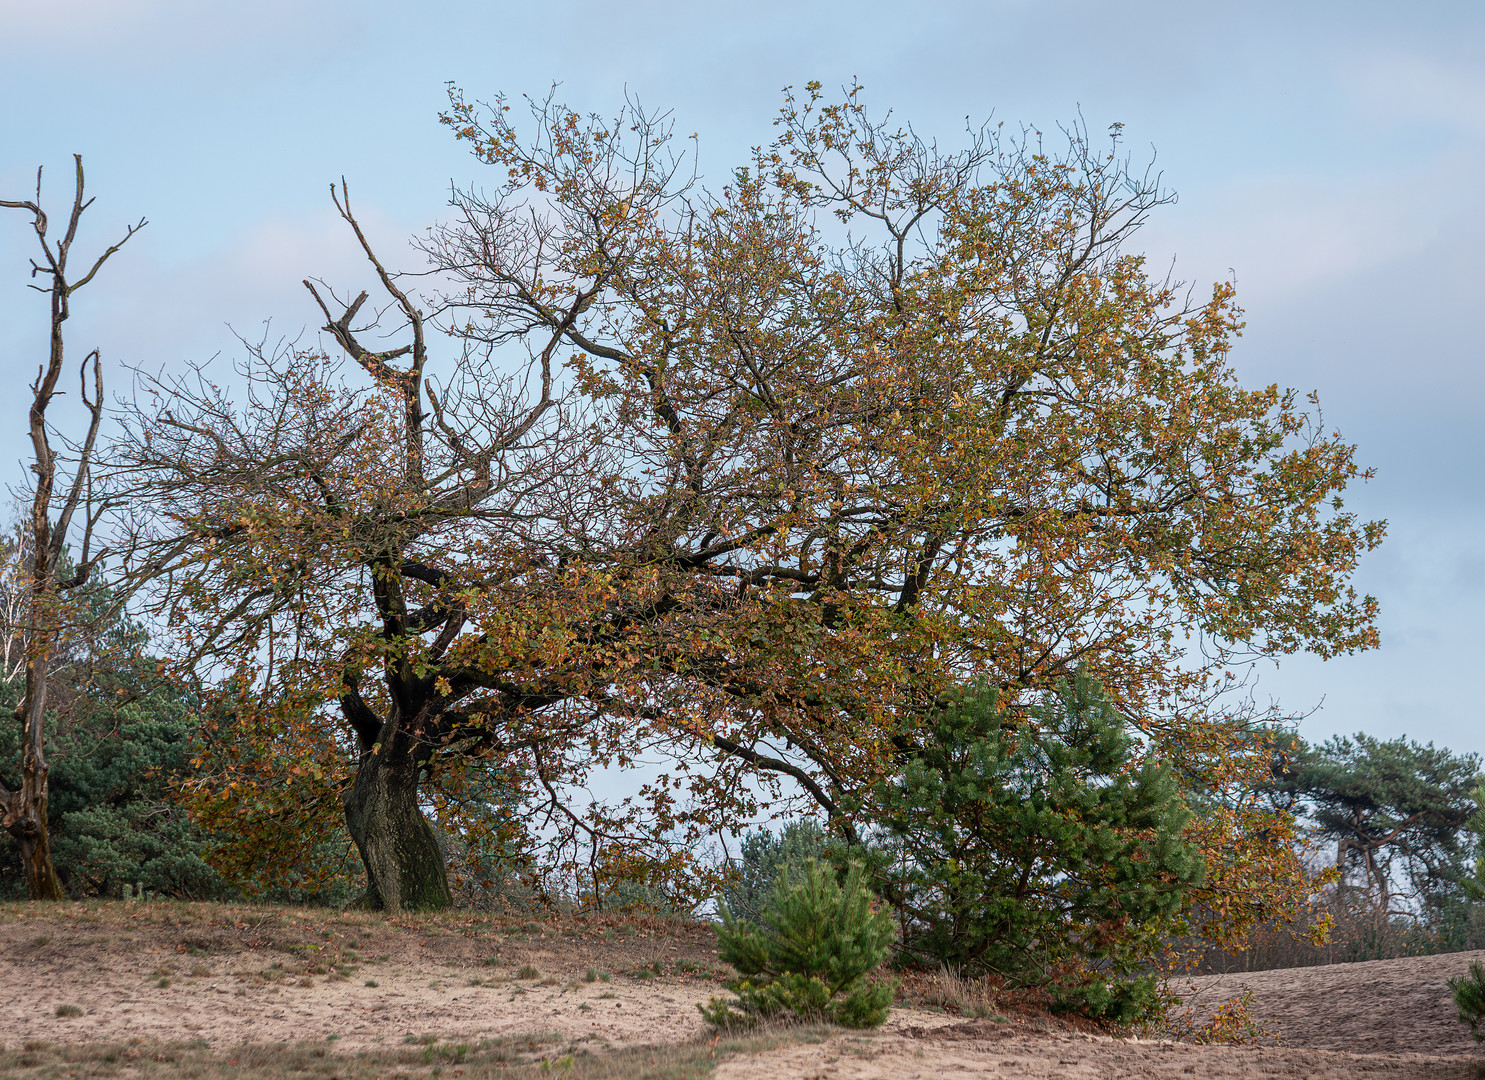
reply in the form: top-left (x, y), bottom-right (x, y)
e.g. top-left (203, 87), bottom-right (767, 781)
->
top-left (114, 86), bottom-right (1381, 913)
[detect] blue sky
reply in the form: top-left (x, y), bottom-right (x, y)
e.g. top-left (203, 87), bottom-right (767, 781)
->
top-left (2, 0), bottom-right (1481, 754)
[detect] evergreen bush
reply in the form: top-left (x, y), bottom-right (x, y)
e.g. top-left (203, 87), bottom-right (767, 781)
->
top-left (720, 819), bottom-right (828, 923)
top-left (701, 858), bottom-right (895, 1029)
top-left (0, 665), bottom-right (232, 901)
top-left (1449, 960), bottom-right (1485, 1040)
top-left (853, 671), bottom-right (1204, 1022)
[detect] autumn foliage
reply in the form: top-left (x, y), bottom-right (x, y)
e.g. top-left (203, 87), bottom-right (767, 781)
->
top-left (106, 83), bottom-right (1380, 928)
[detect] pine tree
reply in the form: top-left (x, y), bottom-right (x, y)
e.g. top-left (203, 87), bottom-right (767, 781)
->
top-left (702, 859), bottom-right (895, 1029)
top-left (1273, 733), bottom-right (1479, 918)
top-left (721, 820), bottom-right (829, 923)
top-left (856, 672), bottom-right (1204, 1022)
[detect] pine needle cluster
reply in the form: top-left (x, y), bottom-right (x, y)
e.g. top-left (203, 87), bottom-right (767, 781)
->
top-left (1449, 960), bottom-right (1485, 1040)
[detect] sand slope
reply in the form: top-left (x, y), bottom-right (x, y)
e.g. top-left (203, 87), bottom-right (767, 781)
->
top-left (3, 904), bottom-right (1481, 1078)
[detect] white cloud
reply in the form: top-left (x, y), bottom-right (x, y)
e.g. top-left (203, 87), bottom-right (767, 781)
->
top-left (1139, 133), bottom-right (1483, 313)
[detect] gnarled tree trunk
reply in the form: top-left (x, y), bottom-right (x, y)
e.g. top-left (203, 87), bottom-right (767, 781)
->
top-left (343, 740), bottom-right (452, 912)
top-left (5, 788), bottom-right (63, 899)
top-left (2, 655), bottom-right (66, 900)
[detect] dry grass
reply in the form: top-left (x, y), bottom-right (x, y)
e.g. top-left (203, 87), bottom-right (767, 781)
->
top-left (0, 898), bottom-right (710, 944)
top-left (0, 1026), bottom-right (830, 1080)
top-left (913, 969), bottom-right (1007, 1022)
top-left (1180, 900), bottom-right (1485, 974)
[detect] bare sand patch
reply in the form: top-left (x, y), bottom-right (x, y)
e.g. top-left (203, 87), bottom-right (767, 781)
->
top-left (4, 902), bottom-right (1484, 1078)
top-left (13, 953), bottom-right (710, 1053)
top-left (1177, 948), bottom-right (1485, 1056)
top-left (713, 1019), bottom-right (1473, 1080)
top-left (716, 952), bottom-right (1485, 1079)
top-left (1, 901), bottom-right (722, 1055)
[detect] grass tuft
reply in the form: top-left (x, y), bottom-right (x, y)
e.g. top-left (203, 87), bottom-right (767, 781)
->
top-left (918, 968), bottom-right (1002, 1020)
top-left (0, 1025), bottom-right (823, 1078)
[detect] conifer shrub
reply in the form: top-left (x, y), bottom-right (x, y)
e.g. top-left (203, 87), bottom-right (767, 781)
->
top-left (853, 672), bottom-right (1205, 1023)
top-left (1449, 960), bottom-right (1485, 1040)
top-left (0, 668), bottom-right (234, 901)
top-left (701, 858), bottom-right (896, 1029)
top-left (721, 819), bottom-right (828, 923)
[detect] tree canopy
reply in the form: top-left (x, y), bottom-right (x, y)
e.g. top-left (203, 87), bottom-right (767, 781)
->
top-left (109, 84), bottom-right (1383, 912)
top-left (1273, 732), bottom-right (1480, 917)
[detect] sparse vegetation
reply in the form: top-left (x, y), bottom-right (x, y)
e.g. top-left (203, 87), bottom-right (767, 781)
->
top-left (1160, 988), bottom-right (1276, 1046)
top-left (0, 895), bottom-right (1474, 1077)
top-left (916, 969), bottom-right (1005, 1022)
top-left (0, 1028), bottom-right (826, 1079)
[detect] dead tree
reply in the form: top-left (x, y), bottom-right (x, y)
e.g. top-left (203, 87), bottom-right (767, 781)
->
top-left (0, 157), bottom-right (144, 899)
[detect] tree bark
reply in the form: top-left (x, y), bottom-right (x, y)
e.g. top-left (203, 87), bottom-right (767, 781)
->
top-left (3, 687), bottom-right (65, 900)
top-left (3, 651), bottom-right (65, 899)
top-left (5, 785), bottom-right (64, 900)
top-left (342, 745), bottom-right (452, 913)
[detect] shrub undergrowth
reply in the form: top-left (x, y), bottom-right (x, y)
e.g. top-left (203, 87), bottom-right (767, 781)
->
top-left (701, 859), bottom-right (895, 1029)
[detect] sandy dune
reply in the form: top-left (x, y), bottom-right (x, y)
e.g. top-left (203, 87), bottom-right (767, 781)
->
top-left (3, 903), bottom-right (1481, 1078)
